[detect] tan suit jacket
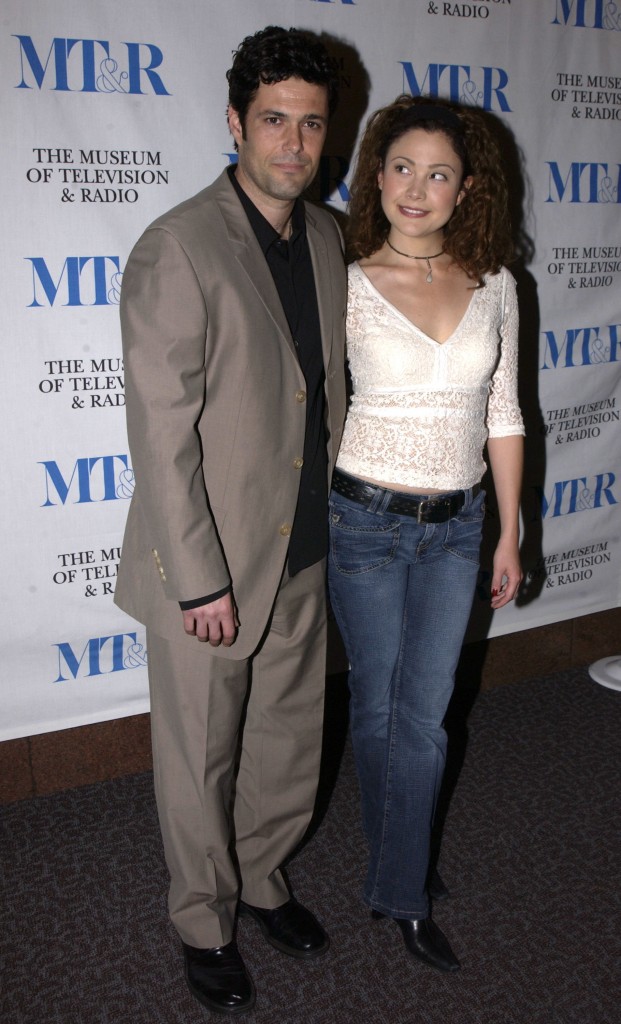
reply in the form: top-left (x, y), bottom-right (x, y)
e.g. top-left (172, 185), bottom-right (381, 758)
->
top-left (115, 169), bottom-right (346, 658)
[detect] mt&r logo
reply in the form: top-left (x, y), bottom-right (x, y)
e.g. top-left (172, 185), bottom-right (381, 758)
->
top-left (546, 161), bottom-right (620, 203)
top-left (399, 60), bottom-right (511, 112)
top-left (53, 632), bottom-right (147, 683)
top-left (27, 257), bottom-right (123, 307)
top-left (552, 0), bottom-right (621, 29)
top-left (40, 455), bottom-right (134, 506)
top-left (534, 472), bottom-right (617, 519)
top-left (14, 35), bottom-right (170, 94)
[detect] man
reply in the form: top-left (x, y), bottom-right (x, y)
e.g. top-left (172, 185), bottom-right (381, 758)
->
top-left (114, 25), bottom-right (346, 1016)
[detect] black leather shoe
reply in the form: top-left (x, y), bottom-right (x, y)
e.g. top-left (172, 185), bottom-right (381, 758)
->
top-left (395, 917), bottom-right (460, 972)
top-left (239, 897), bottom-right (330, 959)
top-left (428, 867), bottom-right (450, 901)
top-left (183, 940), bottom-right (256, 1015)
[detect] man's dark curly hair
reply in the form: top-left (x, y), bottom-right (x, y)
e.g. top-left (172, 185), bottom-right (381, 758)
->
top-left (347, 95), bottom-right (513, 284)
top-left (226, 25), bottom-right (339, 129)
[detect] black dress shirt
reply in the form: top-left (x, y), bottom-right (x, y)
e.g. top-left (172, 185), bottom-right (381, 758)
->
top-left (179, 168), bottom-right (328, 610)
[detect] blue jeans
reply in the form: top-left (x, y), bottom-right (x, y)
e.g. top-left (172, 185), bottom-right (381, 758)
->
top-left (328, 480), bottom-right (485, 920)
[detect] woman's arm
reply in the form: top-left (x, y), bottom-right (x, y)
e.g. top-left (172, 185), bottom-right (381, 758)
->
top-left (487, 433), bottom-right (523, 609)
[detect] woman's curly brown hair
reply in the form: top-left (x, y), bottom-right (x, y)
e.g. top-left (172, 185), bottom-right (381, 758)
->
top-left (346, 95), bottom-right (513, 284)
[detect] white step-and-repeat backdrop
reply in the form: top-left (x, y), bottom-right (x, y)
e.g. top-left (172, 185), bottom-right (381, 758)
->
top-left (2, 0), bottom-right (619, 739)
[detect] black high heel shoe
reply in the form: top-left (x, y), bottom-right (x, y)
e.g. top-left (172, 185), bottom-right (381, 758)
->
top-left (371, 911), bottom-right (460, 972)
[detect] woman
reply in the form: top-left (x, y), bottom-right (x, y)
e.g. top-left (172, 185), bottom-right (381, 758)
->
top-left (328, 96), bottom-right (524, 972)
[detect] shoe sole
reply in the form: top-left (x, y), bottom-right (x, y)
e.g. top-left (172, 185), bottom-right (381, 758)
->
top-left (185, 976), bottom-right (256, 1016)
top-left (406, 948), bottom-right (461, 972)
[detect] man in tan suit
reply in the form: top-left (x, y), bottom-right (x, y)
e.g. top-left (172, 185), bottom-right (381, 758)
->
top-left (114, 26), bottom-right (346, 1016)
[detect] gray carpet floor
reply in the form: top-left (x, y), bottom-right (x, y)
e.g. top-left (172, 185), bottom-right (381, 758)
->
top-left (2, 667), bottom-right (620, 1024)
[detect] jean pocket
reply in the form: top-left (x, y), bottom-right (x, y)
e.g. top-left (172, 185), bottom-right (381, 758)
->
top-left (329, 500), bottom-right (400, 575)
top-left (454, 487), bottom-right (486, 524)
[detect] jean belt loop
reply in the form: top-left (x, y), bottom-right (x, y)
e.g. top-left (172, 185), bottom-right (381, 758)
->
top-left (367, 485), bottom-right (386, 515)
top-left (377, 488), bottom-right (395, 515)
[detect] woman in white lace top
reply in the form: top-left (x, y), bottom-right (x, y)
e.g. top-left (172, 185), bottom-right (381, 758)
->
top-left (328, 97), bottom-right (525, 973)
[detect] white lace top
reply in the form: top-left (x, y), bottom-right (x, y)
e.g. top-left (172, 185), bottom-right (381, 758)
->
top-left (335, 262), bottom-right (525, 491)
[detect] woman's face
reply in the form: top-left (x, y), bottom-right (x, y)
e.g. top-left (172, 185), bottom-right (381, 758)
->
top-left (377, 127), bottom-right (471, 245)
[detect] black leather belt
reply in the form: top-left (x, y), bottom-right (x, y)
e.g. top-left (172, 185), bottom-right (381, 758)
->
top-left (332, 469), bottom-right (480, 524)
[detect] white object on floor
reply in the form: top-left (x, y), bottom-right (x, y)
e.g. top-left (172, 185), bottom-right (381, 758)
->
top-left (588, 655), bottom-right (621, 692)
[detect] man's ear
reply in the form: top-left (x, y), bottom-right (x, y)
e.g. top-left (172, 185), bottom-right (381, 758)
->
top-left (228, 105), bottom-right (243, 146)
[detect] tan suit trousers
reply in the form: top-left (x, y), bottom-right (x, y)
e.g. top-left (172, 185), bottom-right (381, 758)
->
top-left (146, 559), bottom-right (327, 948)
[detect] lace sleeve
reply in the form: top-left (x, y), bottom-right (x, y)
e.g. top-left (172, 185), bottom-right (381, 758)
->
top-left (486, 269), bottom-right (525, 438)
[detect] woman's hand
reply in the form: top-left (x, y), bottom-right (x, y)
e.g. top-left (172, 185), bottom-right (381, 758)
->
top-left (490, 536), bottom-right (522, 608)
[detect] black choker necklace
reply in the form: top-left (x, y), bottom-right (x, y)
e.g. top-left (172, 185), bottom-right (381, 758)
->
top-left (386, 239), bottom-right (445, 283)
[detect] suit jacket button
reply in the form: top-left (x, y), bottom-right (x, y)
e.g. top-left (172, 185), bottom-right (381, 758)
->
top-left (295, 390), bottom-right (306, 403)
top-left (293, 457), bottom-right (304, 469)
top-left (279, 523), bottom-right (292, 536)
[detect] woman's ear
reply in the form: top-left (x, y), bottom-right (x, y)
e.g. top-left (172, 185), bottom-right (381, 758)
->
top-left (456, 174), bottom-right (474, 206)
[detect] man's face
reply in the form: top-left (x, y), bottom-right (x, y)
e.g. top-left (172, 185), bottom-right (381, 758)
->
top-left (228, 77), bottom-right (329, 214)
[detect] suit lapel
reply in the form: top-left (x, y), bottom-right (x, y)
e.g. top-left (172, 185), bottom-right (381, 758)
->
top-left (214, 173), bottom-right (297, 358)
top-left (213, 171), bottom-right (335, 371)
top-left (306, 209), bottom-right (334, 372)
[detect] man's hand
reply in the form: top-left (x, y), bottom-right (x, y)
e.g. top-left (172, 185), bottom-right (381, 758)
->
top-left (182, 593), bottom-right (239, 647)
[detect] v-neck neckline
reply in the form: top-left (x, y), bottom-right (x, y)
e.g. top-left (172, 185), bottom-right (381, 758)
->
top-left (353, 261), bottom-right (477, 347)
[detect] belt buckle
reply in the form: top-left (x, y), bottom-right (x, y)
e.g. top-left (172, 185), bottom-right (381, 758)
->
top-left (417, 499), bottom-right (429, 524)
